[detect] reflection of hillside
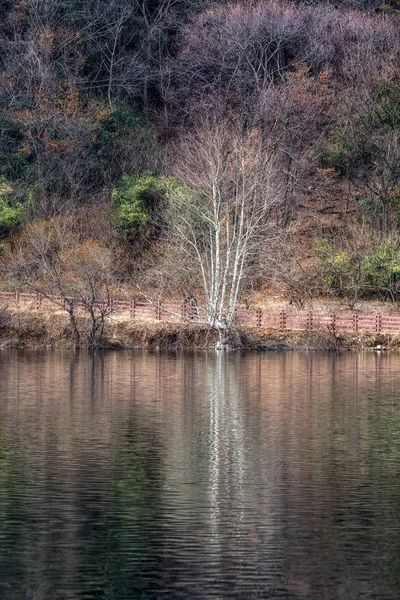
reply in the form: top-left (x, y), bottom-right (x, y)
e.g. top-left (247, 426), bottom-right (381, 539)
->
top-left (0, 350), bottom-right (400, 598)
top-left (0, 351), bottom-right (168, 597)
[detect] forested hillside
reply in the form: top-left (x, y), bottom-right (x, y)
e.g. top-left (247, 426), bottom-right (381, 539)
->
top-left (1, 0), bottom-right (400, 318)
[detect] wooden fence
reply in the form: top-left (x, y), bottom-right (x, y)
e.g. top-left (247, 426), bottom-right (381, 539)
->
top-left (0, 291), bottom-right (399, 334)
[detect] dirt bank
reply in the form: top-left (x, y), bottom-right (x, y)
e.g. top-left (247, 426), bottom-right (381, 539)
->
top-left (0, 308), bottom-right (399, 351)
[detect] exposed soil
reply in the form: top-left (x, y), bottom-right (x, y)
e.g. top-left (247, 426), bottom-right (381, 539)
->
top-left (0, 308), bottom-right (398, 352)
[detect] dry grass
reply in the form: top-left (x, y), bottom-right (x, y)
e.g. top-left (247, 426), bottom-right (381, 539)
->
top-left (0, 306), bottom-right (399, 351)
top-left (104, 320), bottom-right (218, 350)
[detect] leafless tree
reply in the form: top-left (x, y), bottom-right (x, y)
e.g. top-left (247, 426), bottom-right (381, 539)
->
top-left (63, 241), bottom-right (116, 348)
top-left (162, 115), bottom-right (283, 347)
top-left (4, 215), bottom-right (118, 347)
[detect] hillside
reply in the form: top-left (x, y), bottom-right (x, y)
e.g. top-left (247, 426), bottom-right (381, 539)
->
top-left (1, 0), bottom-right (400, 344)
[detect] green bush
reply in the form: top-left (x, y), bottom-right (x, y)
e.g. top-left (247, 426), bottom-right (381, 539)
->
top-left (377, 84), bottom-right (400, 130)
top-left (0, 180), bottom-right (23, 234)
top-left (316, 237), bottom-right (400, 302)
top-left (318, 82), bottom-right (400, 178)
top-left (318, 119), bottom-right (374, 177)
top-left (0, 201), bottom-right (22, 228)
top-left (0, 120), bottom-right (30, 182)
top-left (378, 4), bottom-right (400, 13)
top-left (358, 191), bottom-right (400, 230)
top-left (110, 173), bottom-right (176, 237)
top-left (315, 239), bottom-right (362, 302)
top-left (361, 238), bottom-right (400, 296)
top-left (97, 107), bottom-right (141, 149)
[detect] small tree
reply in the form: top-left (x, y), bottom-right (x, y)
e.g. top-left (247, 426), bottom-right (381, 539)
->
top-left (4, 216), bottom-right (118, 348)
top-left (61, 241), bottom-right (116, 348)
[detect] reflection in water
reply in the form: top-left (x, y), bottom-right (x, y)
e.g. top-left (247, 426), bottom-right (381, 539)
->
top-left (0, 350), bottom-right (400, 598)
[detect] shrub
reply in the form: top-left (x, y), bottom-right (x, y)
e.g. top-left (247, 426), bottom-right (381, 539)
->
top-left (319, 82), bottom-right (400, 176)
top-left (361, 238), bottom-right (400, 299)
top-left (0, 180), bottom-right (23, 235)
top-left (378, 4), bottom-right (400, 13)
top-left (318, 121), bottom-right (374, 177)
top-left (110, 173), bottom-right (178, 239)
top-left (96, 106), bottom-right (161, 178)
top-left (0, 120), bottom-right (28, 181)
top-left (316, 236), bottom-right (400, 302)
top-left (315, 239), bottom-right (363, 304)
top-left (377, 83), bottom-right (400, 130)
top-left (358, 190), bottom-right (400, 230)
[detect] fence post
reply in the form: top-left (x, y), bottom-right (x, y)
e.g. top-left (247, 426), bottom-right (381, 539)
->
top-left (2, 291), bottom-right (388, 335)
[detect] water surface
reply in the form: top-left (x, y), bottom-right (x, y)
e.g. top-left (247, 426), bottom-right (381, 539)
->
top-left (0, 350), bottom-right (400, 599)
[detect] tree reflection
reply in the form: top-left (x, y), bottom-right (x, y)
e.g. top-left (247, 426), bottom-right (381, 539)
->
top-left (0, 351), bottom-right (400, 598)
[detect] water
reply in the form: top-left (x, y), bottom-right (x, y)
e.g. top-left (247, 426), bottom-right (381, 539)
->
top-left (0, 350), bottom-right (400, 599)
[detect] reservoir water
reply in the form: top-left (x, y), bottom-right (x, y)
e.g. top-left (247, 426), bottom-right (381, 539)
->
top-left (0, 350), bottom-right (400, 599)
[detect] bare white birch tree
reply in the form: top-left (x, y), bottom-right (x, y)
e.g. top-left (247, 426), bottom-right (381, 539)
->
top-left (165, 118), bottom-right (283, 346)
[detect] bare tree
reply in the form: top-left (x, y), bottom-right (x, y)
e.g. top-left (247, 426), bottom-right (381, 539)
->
top-left (4, 215), bottom-right (118, 348)
top-left (163, 116), bottom-right (283, 347)
top-left (62, 241), bottom-right (116, 348)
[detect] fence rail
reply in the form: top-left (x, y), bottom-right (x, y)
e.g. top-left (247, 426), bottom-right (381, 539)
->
top-left (0, 291), bottom-right (399, 334)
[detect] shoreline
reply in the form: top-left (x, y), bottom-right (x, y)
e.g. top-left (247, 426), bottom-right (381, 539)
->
top-left (0, 310), bottom-right (398, 351)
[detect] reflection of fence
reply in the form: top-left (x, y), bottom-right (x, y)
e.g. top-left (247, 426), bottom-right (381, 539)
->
top-left (1, 291), bottom-right (400, 333)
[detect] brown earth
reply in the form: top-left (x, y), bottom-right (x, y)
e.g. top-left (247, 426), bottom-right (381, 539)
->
top-left (0, 308), bottom-right (398, 351)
